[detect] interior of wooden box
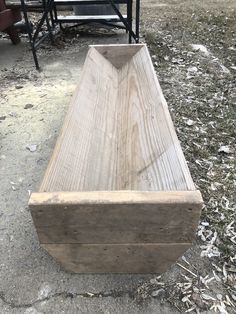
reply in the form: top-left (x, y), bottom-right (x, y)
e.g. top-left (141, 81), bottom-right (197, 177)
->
top-left (39, 44), bottom-right (195, 193)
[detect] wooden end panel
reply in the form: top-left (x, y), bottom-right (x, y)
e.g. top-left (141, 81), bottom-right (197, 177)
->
top-left (91, 44), bottom-right (144, 69)
top-left (42, 243), bottom-right (191, 273)
top-left (29, 191), bottom-right (203, 244)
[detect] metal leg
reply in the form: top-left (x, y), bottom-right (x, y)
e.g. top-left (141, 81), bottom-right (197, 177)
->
top-left (20, 0), bottom-right (40, 69)
top-left (108, 0), bottom-right (137, 41)
top-left (135, 0), bottom-right (140, 43)
top-left (45, 14), bottom-right (54, 44)
top-left (53, 2), bottom-right (58, 23)
top-left (20, 0), bottom-right (141, 69)
top-left (49, 6), bottom-right (55, 28)
top-left (33, 0), bottom-right (54, 41)
top-left (31, 43), bottom-right (40, 70)
top-left (128, 0), bottom-right (132, 43)
top-left (126, 0), bottom-right (129, 33)
top-left (20, 0), bottom-right (56, 70)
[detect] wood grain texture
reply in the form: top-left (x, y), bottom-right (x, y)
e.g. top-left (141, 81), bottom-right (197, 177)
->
top-left (29, 191), bottom-right (202, 244)
top-left (39, 44), bottom-right (196, 193)
top-left (29, 45), bottom-right (203, 273)
top-left (42, 243), bottom-right (191, 273)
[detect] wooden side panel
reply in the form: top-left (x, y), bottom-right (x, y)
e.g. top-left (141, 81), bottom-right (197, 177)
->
top-left (39, 48), bottom-right (119, 192)
top-left (29, 191), bottom-right (202, 244)
top-left (42, 243), bottom-right (191, 273)
top-left (116, 46), bottom-right (195, 191)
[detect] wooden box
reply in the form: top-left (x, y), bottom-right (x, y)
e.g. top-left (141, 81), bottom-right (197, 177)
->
top-left (29, 44), bottom-right (203, 273)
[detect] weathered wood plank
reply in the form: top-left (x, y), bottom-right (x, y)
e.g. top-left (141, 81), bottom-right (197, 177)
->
top-left (40, 48), bottom-right (119, 192)
top-left (42, 243), bottom-right (191, 273)
top-left (29, 191), bottom-right (202, 244)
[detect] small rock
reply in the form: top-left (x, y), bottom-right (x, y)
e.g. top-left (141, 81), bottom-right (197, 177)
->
top-left (201, 221), bottom-right (209, 226)
top-left (9, 112), bottom-right (18, 117)
top-left (24, 308), bottom-right (38, 314)
top-left (151, 289), bottom-right (165, 298)
top-left (185, 119), bottom-right (195, 126)
top-left (15, 85), bottom-right (23, 89)
top-left (86, 292), bottom-right (94, 297)
top-left (38, 283), bottom-right (52, 299)
top-left (150, 278), bottom-right (157, 284)
top-left (171, 57), bottom-right (177, 63)
top-left (188, 66), bottom-right (198, 73)
top-left (191, 44), bottom-right (210, 56)
top-left (24, 104), bottom-right (34, 109)
top-left (0, 116), bottom-right (6, 120)
top-left (26, 144), bottom-right (37, 152)
top-left (218, 145), bottom-right (231, 154)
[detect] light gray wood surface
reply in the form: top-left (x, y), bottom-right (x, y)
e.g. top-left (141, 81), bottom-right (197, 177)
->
top-left (39, 44), bottom-right (196, 193)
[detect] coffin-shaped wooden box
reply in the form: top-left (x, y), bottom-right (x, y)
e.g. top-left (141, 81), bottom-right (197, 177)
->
top-left (29, 44), bottom-right (203, 273)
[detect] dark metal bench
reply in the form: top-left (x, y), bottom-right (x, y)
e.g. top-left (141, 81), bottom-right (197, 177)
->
top-left (6, 0), bottom-right (140, 70)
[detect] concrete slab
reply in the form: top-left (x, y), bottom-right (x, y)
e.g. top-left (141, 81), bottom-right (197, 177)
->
top-left (0, 27), bottom-right (175, 314)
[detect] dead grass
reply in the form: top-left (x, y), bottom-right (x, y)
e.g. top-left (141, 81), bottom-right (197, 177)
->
top-left (142, 2), bottom-right (236, 313)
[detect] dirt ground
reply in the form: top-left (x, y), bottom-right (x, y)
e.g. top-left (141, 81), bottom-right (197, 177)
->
top-left (0, 0), bottom-right (235, 313)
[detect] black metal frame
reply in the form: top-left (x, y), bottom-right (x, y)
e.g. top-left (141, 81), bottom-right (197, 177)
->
top-left (20, 0), bottom-right (55, 69)
top-left (20, 0), bottom-right (140, 70)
